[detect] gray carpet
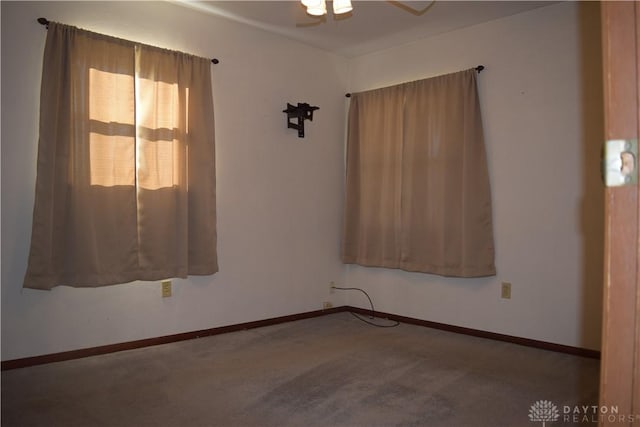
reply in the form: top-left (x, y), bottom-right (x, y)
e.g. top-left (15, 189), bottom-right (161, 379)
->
top-left (1, 312), bottom-right (599, 427)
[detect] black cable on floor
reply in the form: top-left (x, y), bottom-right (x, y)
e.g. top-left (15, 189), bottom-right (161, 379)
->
top-left (332, 286), bottom-right (400, 328)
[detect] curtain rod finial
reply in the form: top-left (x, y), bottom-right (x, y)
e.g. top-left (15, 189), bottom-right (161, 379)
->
top-left (37, 17), bottom-right (50, 27)
top-left (476, 65), bottom-right (485, 73)
top-left (211, 58), bottom-right (219, 64)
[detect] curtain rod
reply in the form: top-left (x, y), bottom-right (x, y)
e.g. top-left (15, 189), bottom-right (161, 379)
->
top-left (344, 65), bottom-right (484, 98)
top-left (37, 18), bottom-right (220, 64)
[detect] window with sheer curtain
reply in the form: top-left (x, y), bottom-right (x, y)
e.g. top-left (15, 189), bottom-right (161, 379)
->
top-left (23, 22), bottom-right (218, 290)
top-left (342, 69), bottom-right (496, 277)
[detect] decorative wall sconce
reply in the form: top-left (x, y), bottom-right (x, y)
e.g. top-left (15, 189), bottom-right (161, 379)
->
top-left (283, 102), bottom-right (319, 138)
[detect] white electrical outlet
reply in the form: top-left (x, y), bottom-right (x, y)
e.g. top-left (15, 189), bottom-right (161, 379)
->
top-left (162, 280), bottom-right (172, 298)
top-left (323, 301), bottom-right (333, 310)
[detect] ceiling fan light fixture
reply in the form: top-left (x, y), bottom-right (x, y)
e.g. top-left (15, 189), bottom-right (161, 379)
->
top-left (306, 0), bottom-right (327, 16)
top-left (333, 0), bottom-right (352, 14)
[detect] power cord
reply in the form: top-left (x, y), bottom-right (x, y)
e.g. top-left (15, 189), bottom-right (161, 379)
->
top-left (332, 286), bottom-right (400, 328)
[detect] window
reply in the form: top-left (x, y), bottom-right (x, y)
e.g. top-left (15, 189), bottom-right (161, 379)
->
top-left (23, 23), bottom-right (218, 290)
top-left (342, 69), bottom-right (495, 277)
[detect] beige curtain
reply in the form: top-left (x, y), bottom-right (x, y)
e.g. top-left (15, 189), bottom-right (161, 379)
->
top-left (343, 69), bottom-right (495, 277)
top-left (24, 23), bottom-right (217, 290)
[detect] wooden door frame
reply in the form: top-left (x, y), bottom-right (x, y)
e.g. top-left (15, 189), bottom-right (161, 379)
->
top-left (599, 1), bottom-right (640, 424)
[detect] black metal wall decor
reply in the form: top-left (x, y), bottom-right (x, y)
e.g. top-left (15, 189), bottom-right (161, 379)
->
top-left (283, 103), bottom-right (319, 138)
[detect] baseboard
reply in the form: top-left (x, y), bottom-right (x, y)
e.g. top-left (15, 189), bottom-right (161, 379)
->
top-left (346, 306), bottom-right (601, 359)
top-left (1, 305), bottom-right (599, 370)
top-left (0, 306), bottom-right (347, 371)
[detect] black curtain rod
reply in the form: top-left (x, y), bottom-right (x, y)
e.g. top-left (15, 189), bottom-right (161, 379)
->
top-left (37, 17), bottom-right (220, 64)
top-left (344, 65), bottom-right (485, 98)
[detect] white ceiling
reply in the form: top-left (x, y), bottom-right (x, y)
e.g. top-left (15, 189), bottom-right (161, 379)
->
top-left (173, 1), bottom-right (556, 57)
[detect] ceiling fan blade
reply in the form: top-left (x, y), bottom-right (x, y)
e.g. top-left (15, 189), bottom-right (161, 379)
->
top-left (295, 8), bottom-right (352, 26)
top-left (296, 15), bottom-right (326, 27)
top-left (334, 11), bottom-right (353, 21)
top-left (387, 0), bottom-right (437, 16)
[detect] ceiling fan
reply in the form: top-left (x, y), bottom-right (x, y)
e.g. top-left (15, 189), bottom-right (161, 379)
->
top-left (302, 0), bottom-right (353, 16)
top-left (296, 0), bottom-right (437, 27)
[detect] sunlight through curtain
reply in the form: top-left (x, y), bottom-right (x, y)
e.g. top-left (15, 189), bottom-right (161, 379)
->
top-left (342, 69), bottom-right (495, 277)
top-left (24, 23), bottom-right (217, 289)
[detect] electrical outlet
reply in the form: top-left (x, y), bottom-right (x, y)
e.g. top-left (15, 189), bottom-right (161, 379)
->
top-left (161, 280), bottom-right (172, 298)
top-left (329, 281), bottom-right (335, 294)
top-left (323, 301), bottom-right (333, 310)
top-left (501, 282), bottom-right (511, 299)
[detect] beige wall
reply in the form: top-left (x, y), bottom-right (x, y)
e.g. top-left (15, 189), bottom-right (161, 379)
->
top-left (345, 1), bottom-right (604, 350)
top-left (1, 1), bottom-right (349, 360)
top-left (1, 1), bottom-right (604, 360)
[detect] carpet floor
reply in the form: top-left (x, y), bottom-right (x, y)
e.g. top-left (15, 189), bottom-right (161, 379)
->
top-left (1, 312), bottom-right (599, 427)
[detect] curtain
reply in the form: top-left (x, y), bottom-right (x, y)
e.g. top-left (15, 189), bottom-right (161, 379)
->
top-left (23, 23), bottom-right (217, 290)
top-left (342, 69), bottom-right (495, 277)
